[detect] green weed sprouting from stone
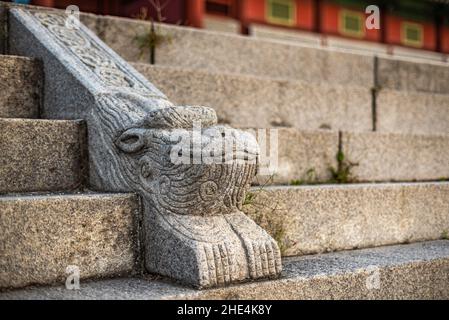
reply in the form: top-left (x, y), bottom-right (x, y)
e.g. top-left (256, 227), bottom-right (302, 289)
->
top-left (243, 191), bottom-right (256, 206)
top-left (243, 174), bottom-right (290, 255)
top-left (244, 174), bottom-right (275, 204)
top-left (289, 179), bottom-right (302, 186)
top-left (290, 168), bottom-right (318, 186)
top-left (328, 150), bottom-right (358, 184)
top-left (133, 6), bottom-right (173, 63)
top-left (442, 230), bottom-right (449, 240)
top-left (134, 23), bottom-right (171, 63)
top-left (251, 209), bottom-right (288, 255)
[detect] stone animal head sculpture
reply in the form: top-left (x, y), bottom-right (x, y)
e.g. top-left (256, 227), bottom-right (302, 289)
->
top-left (94, 93), bottom-right (282, 287)
top-left (11, 8), bottom-right (282, 288)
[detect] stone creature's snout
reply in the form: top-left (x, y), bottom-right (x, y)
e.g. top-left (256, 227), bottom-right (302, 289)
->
top-left (201, 126), bottom-right (260, 164)
top-left (115, 105), bottom-right (260, 166)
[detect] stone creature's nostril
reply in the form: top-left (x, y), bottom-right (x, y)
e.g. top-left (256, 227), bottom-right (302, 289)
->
top-left (115, 128), bottom-right (146, 153)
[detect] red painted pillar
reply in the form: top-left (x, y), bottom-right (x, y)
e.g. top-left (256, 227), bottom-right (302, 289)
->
top-left (186, 0), bottom-right (205, 28)
top-left (238, 0), bottom-right (249, 35)
top-left (380, 3), bottom-right (387, 44)
top-left (32, 0), bottom-right (55, 7)
top-left (314, 0), bottom-right (321, 33)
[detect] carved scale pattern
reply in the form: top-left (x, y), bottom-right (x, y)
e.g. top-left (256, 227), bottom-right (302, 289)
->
top-left (30, 11), bottom-right (168, 100)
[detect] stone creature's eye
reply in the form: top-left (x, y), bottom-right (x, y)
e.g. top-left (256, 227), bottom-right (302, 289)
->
top-left (115, 128), bottom-right (146, 153)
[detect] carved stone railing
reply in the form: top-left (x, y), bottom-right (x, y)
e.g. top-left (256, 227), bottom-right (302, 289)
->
top-left (8, 8), bottom-right (282, 288)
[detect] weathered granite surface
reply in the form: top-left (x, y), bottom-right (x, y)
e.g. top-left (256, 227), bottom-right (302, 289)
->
top-left (2, 241), bottom-right (449, 300)
top-left (0, 119), bottom-right (86, 193)
top-left (0, 193), bottom-right (139, 290)
top-left (377, 56), bottom-right (449, 94)
top-left (251, 128), bottom-right (338, 185)
top-left (84, 14), bottom-right (153, 64)
top-left (0, 55), bottom-right (41, 118)
top-left (81, 14), bottom-right (374, 87)
top-left (342, 131), bottom-right (449, 182)
top-left (243, 183), bottom-right (449, 256)
top-left (154, 24), bottom-right (374, 87)
top-left (1, 2), bottom-right (53, 54)
top-left (377, 89), bottom-right (449, 135)
top-left (134, 64), bottom-right (373, 132)
top-left (7, 8), bottom-right (281, 288)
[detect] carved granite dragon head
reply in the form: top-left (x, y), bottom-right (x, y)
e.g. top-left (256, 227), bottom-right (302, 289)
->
top-left (114, 105), bottom-right (259, 216)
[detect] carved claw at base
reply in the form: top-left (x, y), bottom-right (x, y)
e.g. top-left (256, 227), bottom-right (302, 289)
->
top-left (144, 207), bottom-right (282, 289)
top-left (225, 211), bottom-right (283, 280)
top-left (199, 241), bottom-right (242, 287)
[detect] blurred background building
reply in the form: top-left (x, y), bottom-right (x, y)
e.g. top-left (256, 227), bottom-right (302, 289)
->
top-left (10, 0), bottom-right (449, 59)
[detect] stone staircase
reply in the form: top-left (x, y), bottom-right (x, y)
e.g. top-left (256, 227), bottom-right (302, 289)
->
top-left (0, 54), bottom-right (140, 290)
top-left (3, 241), bottom-right (449, 300)
top-left (1, 3), bottom-right (449, 299)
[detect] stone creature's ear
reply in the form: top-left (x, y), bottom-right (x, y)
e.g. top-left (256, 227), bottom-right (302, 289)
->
top-left (115, 128), bottom-right (147, 153)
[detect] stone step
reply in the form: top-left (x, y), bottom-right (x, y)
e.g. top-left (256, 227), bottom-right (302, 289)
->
top-left (133, 64), bottom-right (373, 132)
top-left (5, 4), bottom-right (449, 96)
top-left (252, 128), bottom-right (338, 186)
top-left (377, 56), bottom-right (449, 94)
top-left (0, 55), bottom-right (42, 118)
top-left (237, 129), bottom-right (449, 185)
top-left (243, 182), bottom-right (449, 257)
top-left (78, 14), bottom-right (374, 88)
top-left (79, 13), bottom-right (449, 96)
top-left (0, 118), bottom-right (87, 193)
top-left (2, 240), bottom-right (448, 299)
top-left (5, 6), bottom-right (449, 137)
top-left (342, 131), bottom-right (449, 182)
top-left (376, 89), bottom-right (449, 135)
top-left (0, 192), bottom-right (139, 290)
top-left (135, 64), bottom-right (449, 136)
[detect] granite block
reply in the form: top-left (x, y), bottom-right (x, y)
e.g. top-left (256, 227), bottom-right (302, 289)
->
top-left (243, 183), bottom-right (449, 256)
top-left (0, 193), bottom-right (139, 289)
top-left (0, 118), bottom-right (86, 193)
top-left (342, 131), bottom-right (449, 182)
top-left (0, 55), bottom-right (41, 118)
